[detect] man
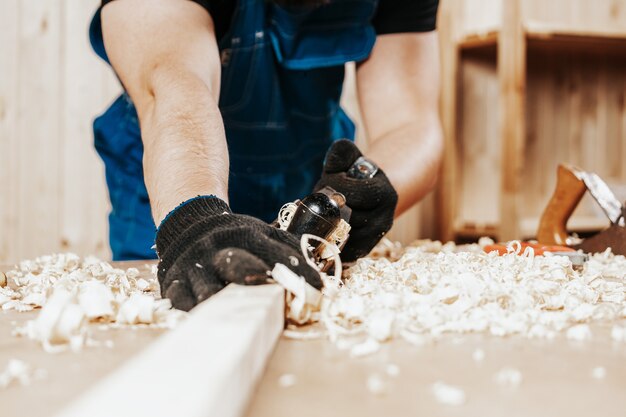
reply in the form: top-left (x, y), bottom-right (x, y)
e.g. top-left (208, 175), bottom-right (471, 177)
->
top-left (89, 0), bottom-right (443, 310)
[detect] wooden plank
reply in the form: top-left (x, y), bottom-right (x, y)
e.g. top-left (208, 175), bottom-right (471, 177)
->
top-left (60, 0), bottom-right (111, 259)
top-left (55, 284), bottom-right (285, 417)
top-left (458, 30), bottom-right (498, 50)
top-left (525, 21), bottom-right (626, 41)
top-left (522, 0), bottom-right (626, 37)
top-left (622, 70), bottom-right (626, 184)
top-left (603, 57), bottom-right (623, 179)
top-left (498, 0), bottom-right (526, 241)
top-left (435, 0), bottom-right (462, 242)
top-left (17, 0), bottom-right (62, 260)
top-left (2, 0), bottom-right (118, 263)
top-left (0, 0), bottom-right (20, 264)
top-left (459, 0), bottom-right (502, 40)
top-left (457, 55), bottom-right (499, 227)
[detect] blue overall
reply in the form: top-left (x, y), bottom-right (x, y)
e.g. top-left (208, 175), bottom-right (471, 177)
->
top-left (89, 0), bottom-right (378, 260)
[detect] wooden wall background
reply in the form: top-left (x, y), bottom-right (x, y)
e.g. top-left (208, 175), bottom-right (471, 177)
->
top-left (0, 0), bottom-right (119, 264)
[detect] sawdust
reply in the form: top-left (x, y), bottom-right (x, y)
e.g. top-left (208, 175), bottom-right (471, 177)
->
top-left (2, 254), bottom-right (184, 352)
top-left (431, 381), bottom-right (466, 406)
top-left (278, 373), bottom-right (297, 388)
top-left (472, 348), bottom-right (485, 362)
top-left (493, 367), bottom-right (523, 387)
top-left (366, 373), bottom-right (387, 395)
top-left (311, 239), bottom-right (626, 351)
top-left (591, 366), bottom-right (607, 380)
top-left (0, 359), bottom-right (47, 389)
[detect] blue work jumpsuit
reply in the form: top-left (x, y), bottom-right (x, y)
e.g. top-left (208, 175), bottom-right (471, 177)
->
top-left (89, 0), bottom-right (378, 260)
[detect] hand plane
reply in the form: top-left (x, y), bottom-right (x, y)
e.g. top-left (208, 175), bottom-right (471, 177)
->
top-left (273, 186), bottom-right (351, 272)
top-left (537, 164), bottom-right (626, 256)
top-left (271, 154), bottom-right (380, 272)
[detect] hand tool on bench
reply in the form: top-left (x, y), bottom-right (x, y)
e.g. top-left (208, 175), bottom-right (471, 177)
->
top-left (484, 242), bottom-right (575, 256)
top-left (483, 241), bottom-right (587, 267)
top-left (273, 186), bottom-right (352, 272)
top-left (537, 164), bottom-right (626, 256)
top-left (271, 155), bottom-right (378, 272)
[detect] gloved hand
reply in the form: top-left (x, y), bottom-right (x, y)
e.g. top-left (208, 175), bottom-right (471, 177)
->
top-left (315, 140), bottom-right (398, 262)
top-left (155, 196), bottom-right (322, 311)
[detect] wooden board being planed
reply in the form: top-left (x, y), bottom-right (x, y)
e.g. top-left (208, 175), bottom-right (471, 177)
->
top-left (54, 284), bottom-right (284, 417)
top-left (0, 262), bottom-right (285, 417)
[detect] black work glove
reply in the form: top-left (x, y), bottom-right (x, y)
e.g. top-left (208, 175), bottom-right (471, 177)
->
top-left (314, 140), bottom-right (398, 262)
top-left (156, 196), bottom-right (322, 311)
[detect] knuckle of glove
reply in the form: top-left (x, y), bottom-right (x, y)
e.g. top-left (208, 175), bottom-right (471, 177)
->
top-left (322, 139), bottom-right (362, 173)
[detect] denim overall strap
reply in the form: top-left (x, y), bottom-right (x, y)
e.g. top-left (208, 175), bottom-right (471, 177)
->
top-left (220, 0), bottom-right (378, 221)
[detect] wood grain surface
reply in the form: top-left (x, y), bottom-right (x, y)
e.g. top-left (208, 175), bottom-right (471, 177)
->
top-left (246, 325), bottom-right (626, 417)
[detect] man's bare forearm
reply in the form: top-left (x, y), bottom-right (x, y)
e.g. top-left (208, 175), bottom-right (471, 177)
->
top-left (101, 0), bottom-right (227, 224)
top-left (366, 116), bottom-right (443, 216)
top-left (357, 32), bottom-right (443, 217)
top-left (139, 69), bottom-right (229, 224)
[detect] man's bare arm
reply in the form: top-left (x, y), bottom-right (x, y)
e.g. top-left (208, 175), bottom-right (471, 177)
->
top-left (102, 0), bottom-right (228, 224)
top-left (357, 32), bottom-right (444, 216)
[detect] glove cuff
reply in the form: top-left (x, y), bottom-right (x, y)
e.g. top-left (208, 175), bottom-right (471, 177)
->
top-left (156, 196), bottom-right (231, 257)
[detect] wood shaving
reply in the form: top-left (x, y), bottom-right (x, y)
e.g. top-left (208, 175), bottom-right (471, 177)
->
top-left (611, 325), bottom-right (626, 342)
top-left (278, 373), bottom-right (297, 388)
top-left (5, 254), bottom-right (185, 352)
top-left (591, 366), bottom-right (607, 379)
top-left (282, 328), bottom-right (324, 340)
top-left (566, 324), bottom-right (592, 341)
top-left (431, 381), bottom-right (466, 406)
top-left (0, 359), bottom-right (47, 389)
top-left (366, 373), bottom-right (387, 395)
top-left (385, 363), bottom-right (400, 377)
top-left (493, 367), bottom-right (523, 387)
top-left (271, 264), bottom-right (322, 324)
top-left (472, 348), bottom-right (485, 362)
top-left (350, 338), bottom-right (380, 358)
top-left (0, 271), bottom-right (6, 287)
top-left (312, 239), bottom-right (626, 351)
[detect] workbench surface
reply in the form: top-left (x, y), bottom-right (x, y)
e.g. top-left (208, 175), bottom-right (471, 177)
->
top-left (1, 263), bottom-right (625, 417)
top-left (247, 327), bottom-right (626, 417)
top-left (1, 262), bottom-right (165, 417)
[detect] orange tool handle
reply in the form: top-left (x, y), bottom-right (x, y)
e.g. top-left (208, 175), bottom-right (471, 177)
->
top-left (536, 164), bottom-right (587, 246)
top-left (484, 242), bottom-right (574, 256)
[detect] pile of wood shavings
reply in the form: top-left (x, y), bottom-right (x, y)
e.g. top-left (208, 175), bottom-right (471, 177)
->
top-left (309, 239), bottom-right (626, 354)
top-left (1, 253), bottom-right (184, 352)
top-left (0, 359), bottom-right (47, 389)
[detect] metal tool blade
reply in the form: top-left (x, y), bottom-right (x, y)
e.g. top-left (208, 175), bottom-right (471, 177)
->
top-left (579, 171), bottom-right (624, 226)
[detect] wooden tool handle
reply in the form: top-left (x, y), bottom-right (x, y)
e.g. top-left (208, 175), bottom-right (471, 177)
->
top-left (536, 164), bottom-right (587, 245)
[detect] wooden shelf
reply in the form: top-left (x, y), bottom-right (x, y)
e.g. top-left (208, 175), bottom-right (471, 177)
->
top-left (524, 21), bottom-right (626, 41)
top-left (437, 0), bottom-right (626, 244)
top-left (454, 215), bottom-right (609, 241)
top-left (459, 24), bottom-right (626, 56)
top-left (458, 29), bottom-right (499, 50)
